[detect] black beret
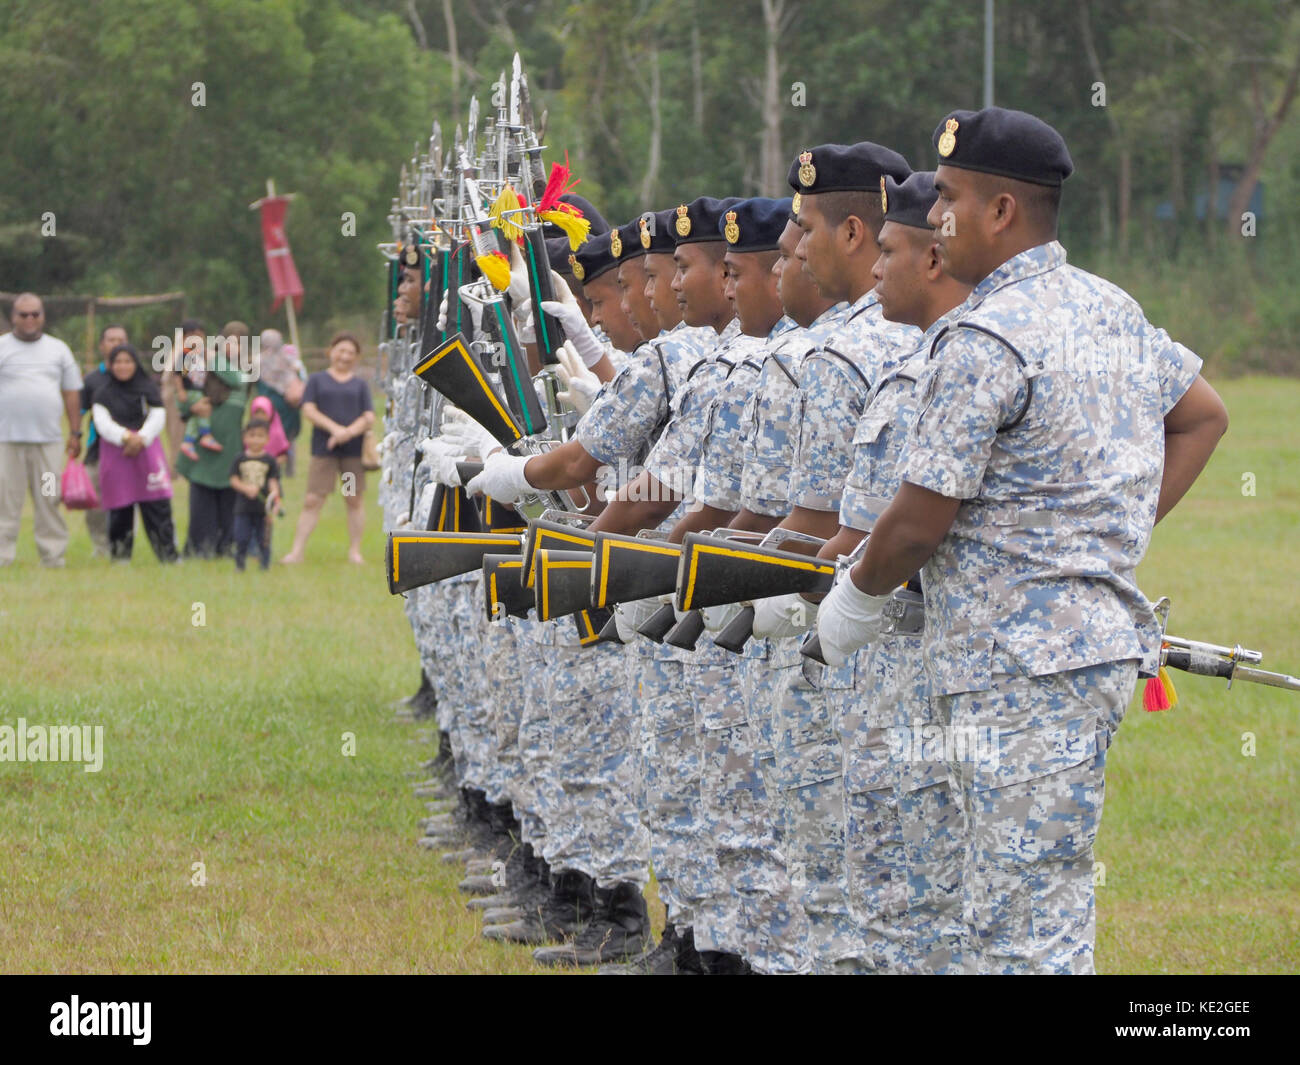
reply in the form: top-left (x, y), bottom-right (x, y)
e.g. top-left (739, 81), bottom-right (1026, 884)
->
top-left (881, 171), bottom-right (938, 230)
top-left (572, 229), bottom-right (620, 284)
top-left (638, 208), bottom-right (677, 254)
top-left (672, 196), bottom-right (744, 245)
top-left (931, 107), bottom-right (1073, 187)
top-left (786, 143), bottom-right (911, 206)
top-left (546, 235), bottom-right (574, 276)
top-left (719, 197), bottom-right (792, 252)
top-left (610, 217), bottom-right (648, 263)
top-left (541, 193), bottom-right (609, 240)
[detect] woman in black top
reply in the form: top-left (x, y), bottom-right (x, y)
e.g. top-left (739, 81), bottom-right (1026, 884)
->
top-left (280, 333), bottom-right (374, 564)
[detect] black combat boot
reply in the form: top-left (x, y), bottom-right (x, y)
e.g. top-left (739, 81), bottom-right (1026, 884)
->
top-left (598, 921), bottom-right (704, 975)
top-left (480, 868), bottom-right (595, 945)
top-left (698, 950), bottom-right (753, 975)
top-left (532, 880), bottom-right (649, 967)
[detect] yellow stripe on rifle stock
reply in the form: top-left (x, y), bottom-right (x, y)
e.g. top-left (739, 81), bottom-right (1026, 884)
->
top-left (576, 610), bottom-right (598, 645)
top-left (595, 538), bottom-right (682, 607)
top-left (413, 337), bottom-right (522, 443)
top-left (487, 558), bottom-right (523, 619)
top-left (527, 527), bottom-right (593, 588)
top-left (390, 534), bottom-right (517, 584)
top-left (681, 542), bottom-right (834, 611)
top-left (539, 552), bottom-right (590, 618)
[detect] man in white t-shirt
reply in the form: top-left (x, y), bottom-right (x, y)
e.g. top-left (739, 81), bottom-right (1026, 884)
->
top-left (0, 293), bottom-right (84, 566)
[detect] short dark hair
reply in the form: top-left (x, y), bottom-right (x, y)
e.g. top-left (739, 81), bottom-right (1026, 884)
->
top-left (181, 318), bottom-right (203, 334)
top-left (971, 172), bottom-right (1062, 236)
top-left (817, 190), bottom-right (885, 237)
top-left (328, 331), bottom-right (361, 353)
top-left (244, 419), bottom-right (270, 433)
top-left (99, 323), bottom-right (127, 341)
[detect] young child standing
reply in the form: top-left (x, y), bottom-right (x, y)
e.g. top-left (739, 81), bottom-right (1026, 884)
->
top-left (229, 420), bottom-right (281, 571)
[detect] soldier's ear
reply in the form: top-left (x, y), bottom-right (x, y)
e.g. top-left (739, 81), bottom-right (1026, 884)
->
top-left (924, 240), bottom-right (944, 281)
top-left (989, 191), bottom-right (1018, 236)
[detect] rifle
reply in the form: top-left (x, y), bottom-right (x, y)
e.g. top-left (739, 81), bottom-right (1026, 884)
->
top-left (1145, 597), bottom-right (1300, 704)
top-left (386, 530), bottom-right (522, 594)
top-left (483, 552), bottom-right (533, 620)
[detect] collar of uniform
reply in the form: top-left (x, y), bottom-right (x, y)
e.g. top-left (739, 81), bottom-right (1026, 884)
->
top-left (769, 315), bottom-right (798, 339)
top-left (809, 301), bottom-right (850, 330)
top-left (922, 304), bottom-right (965, 349)
top-left (966, 240), bottom-right (1066, 311)
top-left (706, 317), bottom-right (743, 356)
top-left (845, 288), bottom-right (882, 321)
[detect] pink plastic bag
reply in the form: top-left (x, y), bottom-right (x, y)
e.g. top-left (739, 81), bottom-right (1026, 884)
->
top-left (61, 458), bottom-right (100, 510)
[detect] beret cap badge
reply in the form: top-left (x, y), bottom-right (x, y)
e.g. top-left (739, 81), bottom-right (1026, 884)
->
top-left (937, 118), bottom-right (959, 158)
top-left (723, 210), bottom-right (740, 244)
top-left (880, 176), bottom-right (888, 213)
top-left (610, 229), bottom-right (623, 258)
top-left (675, 204), bottom-right (692, 237)
top-left (639, 217), bottom-right (653, 248)
top-left (791, 191), bottom-right (801, 215)
top-left (797, 150), bottom-right (817, 188)
top-left (568, 253), bottom-right (584, 280)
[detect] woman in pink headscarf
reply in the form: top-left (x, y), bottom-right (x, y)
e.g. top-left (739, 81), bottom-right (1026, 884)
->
top-left (249, 395), bottom-right (290, 460)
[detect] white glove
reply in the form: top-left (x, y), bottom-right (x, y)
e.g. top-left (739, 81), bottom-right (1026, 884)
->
top-left (438, 408), bottom-right (502, 460)
top-left (816, 575), bottom-right (892, 666)
top-left (555, 342), bottom-right (601, 415)
top-left (701, 602), bottom-right (743, 633)
top-left (540, 298), bottom-right (605, 368)
top-left (752, 592), bottom-right (818, 639)
top-left (419, 436), bottom-right (465, 487)
top-left (413, 482), bottom-right (436, 527)
top-left (465, 451), bottom-right (533, 505)
top-left (437, 291), bottom-right (484, 337)
top-left (613, 597), bottom-right (660, 643)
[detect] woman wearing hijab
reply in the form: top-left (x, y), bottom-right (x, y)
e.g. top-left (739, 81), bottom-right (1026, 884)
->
top-left (91, 344), bottom-right (178, 562)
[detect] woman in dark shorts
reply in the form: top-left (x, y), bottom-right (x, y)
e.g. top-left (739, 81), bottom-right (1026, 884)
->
top-left (280, 332), bottom-right (374, 564)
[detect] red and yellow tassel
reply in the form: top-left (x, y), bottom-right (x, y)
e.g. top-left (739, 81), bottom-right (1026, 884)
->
top-left (475, 250), bottom-right (512, 291)
top-left (536, 159), bottom-right (590, 250)
top-left (1142, 666), bottom-right (1179, 712)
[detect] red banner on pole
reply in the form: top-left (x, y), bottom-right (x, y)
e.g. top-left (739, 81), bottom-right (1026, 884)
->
top-left (258, 196), bottom-right (304, 312)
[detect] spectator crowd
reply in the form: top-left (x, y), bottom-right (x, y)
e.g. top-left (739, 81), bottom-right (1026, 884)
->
top-left (0, 293), bottom-right (374, 569)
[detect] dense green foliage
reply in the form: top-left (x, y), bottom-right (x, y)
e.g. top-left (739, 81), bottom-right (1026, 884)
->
top-left (2, 0), bottom-right (1297, 370)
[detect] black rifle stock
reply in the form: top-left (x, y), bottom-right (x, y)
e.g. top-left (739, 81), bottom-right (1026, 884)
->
top-left (589, 532), bottom-right (683, 608)
top-left (675, 532), bottom-right (837, 612)
top-left (533, 548), bottom-right (596, 621)
top-left (387, 531), bottom-right (521, 594)
top-left (483, 553), bottom-right (532, 619)
top-left (523, 518), bottom-right (598, 589)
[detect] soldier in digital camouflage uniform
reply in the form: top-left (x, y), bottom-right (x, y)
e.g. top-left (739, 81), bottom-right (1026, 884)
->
top-left (748, 143), bottom-right (918, 973)
top-left (816, 107), bottom-right (1228, 974)
top-left (816, 171), bottom-right (972, 972)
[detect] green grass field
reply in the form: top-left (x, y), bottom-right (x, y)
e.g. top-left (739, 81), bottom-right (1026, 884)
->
top-left (1, 376), bottom-right (1296, 974)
